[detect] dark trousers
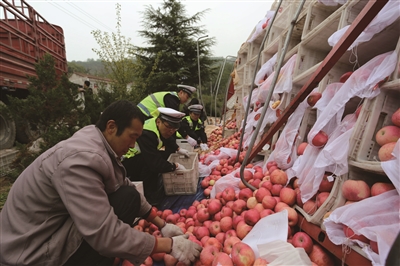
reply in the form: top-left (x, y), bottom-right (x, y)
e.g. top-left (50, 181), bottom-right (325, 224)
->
top-left (64, 186), bottom-right (141, 266)
top-left (122, 155), bottom-right (166, 206)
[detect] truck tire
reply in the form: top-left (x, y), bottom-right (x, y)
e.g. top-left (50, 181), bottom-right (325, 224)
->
top-left (0, 101), bottom-right (16, 149)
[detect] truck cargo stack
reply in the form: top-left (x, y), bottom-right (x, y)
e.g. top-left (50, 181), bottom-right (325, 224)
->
top-left (0, 0), bottom-right (67, 149)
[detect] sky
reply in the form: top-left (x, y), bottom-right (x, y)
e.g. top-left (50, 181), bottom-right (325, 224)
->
top-left (26, 0), bottom-right (275, 62)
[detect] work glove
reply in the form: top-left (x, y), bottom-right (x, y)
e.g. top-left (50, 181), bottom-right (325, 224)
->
top-left (177, 148), bottom-right (190, 158)
top-left (175, 163), bottom-right (186, 171)
top-left (186, 136), bottom-right (197, 147)
top-left (170, 235), bottom-right (202, 265)
top-left (200, 143), bottom-right (209, 151)
top-left (161, 223), bottom-right (184, 238)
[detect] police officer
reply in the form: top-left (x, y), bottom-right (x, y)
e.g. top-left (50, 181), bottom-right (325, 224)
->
top-left (137, 85), bottom-right (197, 119)
top-left (178, 104), bottom-right (208, 150)
top-left (122, 107), bottom-right (190, 205)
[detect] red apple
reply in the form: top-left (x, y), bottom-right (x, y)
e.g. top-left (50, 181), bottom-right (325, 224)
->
top-left (270, 170), bottom-right (288, 186)
top-left (341, 179), bottom-right (370, 201)
top-left (200, 245), bottom-right (220, 266)
top-left (164, 253), bottom-right (178, 266)
top-left (197, 208), bottom-right (211, 223)
top-left (220, 216), bottom-right (233, 232)
top-left (232, 199), bottom-right (247, 215)
top-left (222, 187), bottom-right (236, 202)
top-left (343, 225), bottom-right (369, 243)
top-left (392, 108), bottom-right (400, 126)
top-left (208, 199), bottom-right (222, 215)
top-left (307, 92), bottom-right (322, 107)
top-left (309, 244), bottom-right (335, 266)
top-left (339, 71), bottom-right (353, 83)
top-left (212, 252), bottom-right (233, 266)
top-left (261, 195), bottom-right (277, 210)
top-left (279, 187), bottom-right (297, 206)
top-left (231, 242), bottom-right (256, 266)
top-left (312, 131), bottom-right (329, 147)
top-left (254, 257), bottom-right (269, 266)
top-left (291, 232), bottom-right (313, 254)
top-left (239, 188), bottom-right (253, 201)
top-left (303, 200), bottom-right (317, 215)
top-left (255, 187), bottom-right (272, 203)
top-left (244, 209), bottom-right (261, 226)
top-left (209, 221), bottom-right (221, 236)
top-left (319, 173), bottom-right (335, 192)
top-left (371, 182), bottom-right (395, 196)
top-left (204, 237), bottom-right (223, 251)
top-left (316, 192), bottom-right (330, 208)
top-left (375, 125), bottom-right (400, 146)
top-left (297, 142), bottom-right (308, 156)
top-left (378, 142), bottom-right (396, 161)
top-left (223, 236), bottom-right (241, 255)
top-left (236, 221), bottom-right (252, 240)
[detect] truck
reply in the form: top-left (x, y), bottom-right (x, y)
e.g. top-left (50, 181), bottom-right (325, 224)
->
top-left (0, 0), bottom-right (67, 149)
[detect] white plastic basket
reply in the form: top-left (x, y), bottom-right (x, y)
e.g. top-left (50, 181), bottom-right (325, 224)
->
top-left (348, 86), bottom-right (400, 172)
top-left (295, 173), bottom-right (347, 226)
top-left (163, 152), bottom-right (199, 195)
top-left (176, 139), bottom-right (194, 152)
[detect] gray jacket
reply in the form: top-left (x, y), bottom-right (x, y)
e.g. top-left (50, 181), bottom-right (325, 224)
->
top-left (0, 125), bottom-right (155, 266)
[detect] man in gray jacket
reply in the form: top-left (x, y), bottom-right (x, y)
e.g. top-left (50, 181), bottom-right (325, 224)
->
top-left (0, 100), bottom-right (201, 265)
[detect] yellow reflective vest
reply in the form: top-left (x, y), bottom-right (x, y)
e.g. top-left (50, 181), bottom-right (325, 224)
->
top-left (124, 118), bottom-right (162, 158)
top-left (137, 91), bottom-right (178, 117)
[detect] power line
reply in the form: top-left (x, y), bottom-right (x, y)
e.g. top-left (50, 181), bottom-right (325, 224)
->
top-left (45, 0), bottom-right (100, 31)
top-left (66, 1), bottom-right (115, 32)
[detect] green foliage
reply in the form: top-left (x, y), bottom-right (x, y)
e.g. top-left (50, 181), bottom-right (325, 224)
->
top-left (131, 0), bottom-right (217, 98)
top-left (91, 3), bottom-right (138, 102)
top-left (68, 59), bottom-right (106, 76)
top-left (5, 54), bottom-right (94, 180)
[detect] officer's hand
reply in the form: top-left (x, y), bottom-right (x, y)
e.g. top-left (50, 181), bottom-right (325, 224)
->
top-left (186, 136), bottom-right (197, 147)
top-left (170, 235), bottom-right (202, 265)
top-left (175, 163), bottom-right (186, 171)
top-left (177, 148), bottom-right (190, 158)
top-left (161, 223), bottom-right (184, 238)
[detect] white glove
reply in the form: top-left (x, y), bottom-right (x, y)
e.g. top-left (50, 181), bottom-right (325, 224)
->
top-left (170, 235), bottom-right (202, 265)
top-left (175, 163), bottom-right (186, 171)
top-left (186, 136), bottom-right (197, 147)
top-left (200, 143), bottom-right (209, 151)
top-left (177, 148), bottom-right (190, 158)
top-left (161, 223), bottom-right (184, 238)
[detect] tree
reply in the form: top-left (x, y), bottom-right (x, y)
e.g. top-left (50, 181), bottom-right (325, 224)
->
top-left (2, 54), bottom-right (94, 180)
top-left (131, 0), bottom-right (217, 99)
top-left (91, 3), bottom-right (138, 101)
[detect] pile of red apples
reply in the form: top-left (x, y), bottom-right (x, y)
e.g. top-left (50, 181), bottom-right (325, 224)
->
top-left (375, 108), bottom-right (400, 161)
top-left (123, 158), bottom-right (338, 266)
top-left (206, 129), bottom-right (241, 152)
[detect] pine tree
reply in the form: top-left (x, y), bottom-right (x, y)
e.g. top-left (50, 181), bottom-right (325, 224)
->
top-left (132, 0), bottom-right (216, 98)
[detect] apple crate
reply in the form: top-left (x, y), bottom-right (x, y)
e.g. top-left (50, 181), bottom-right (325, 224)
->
top-left (163, 152), bottom-right (199, 196)
top-left (320, 166), bottom-right (389, 231)
top-left (348, 86), bottom-right (400, 172)
top-left (176, 139), bottom-right (194, 152)
top-left (302, 0), bottom-right (344, 40)
top-left (338, 0), bottom-right (369, 29)
top-left (295, 173), bottom-right (347, 227)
